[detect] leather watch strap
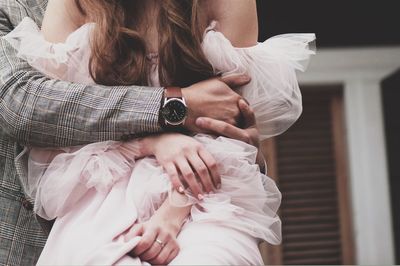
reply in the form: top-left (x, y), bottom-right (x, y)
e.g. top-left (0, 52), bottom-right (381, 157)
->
top-left (159, 86), bottom-right (185, 131)
top-left (165, 87), bottom-right (182, 99)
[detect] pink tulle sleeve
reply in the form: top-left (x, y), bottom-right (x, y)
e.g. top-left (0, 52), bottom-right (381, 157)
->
top-left (28, 141), bottom-right (142, 220)
top-left (2, 17), bottom-right (94, 84)
top-left (202, 22), bottom-right (316, 140)
top-left (3, 17), bottom-right (146, 220)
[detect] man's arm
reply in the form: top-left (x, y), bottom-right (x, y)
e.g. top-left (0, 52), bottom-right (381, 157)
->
top-left (0, 1), bottom-right (164, 148)
top-left (0, 1), bottom-right (249, 148)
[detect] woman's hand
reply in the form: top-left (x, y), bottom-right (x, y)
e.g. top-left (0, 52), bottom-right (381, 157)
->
top-left (125, 211), bottom-right (180, 264)
top-left (141, 133), bottom-right (220, 199)
top-left (125, 190), bottom-right (191, 265)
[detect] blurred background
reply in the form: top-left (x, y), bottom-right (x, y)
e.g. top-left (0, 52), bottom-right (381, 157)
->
top-left (256, 1), bottom-right (400, 265)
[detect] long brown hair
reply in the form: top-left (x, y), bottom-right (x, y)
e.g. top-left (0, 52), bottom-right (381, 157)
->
top-left (75, 0), bottom-right (214, 87)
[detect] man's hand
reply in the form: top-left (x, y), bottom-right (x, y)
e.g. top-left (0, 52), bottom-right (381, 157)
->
top-left (195, 99), bottom-right (266, 174)
top-left (195, 99), bottom-right (259, 148)
top-left (182, 74), bottom-right (250, 133)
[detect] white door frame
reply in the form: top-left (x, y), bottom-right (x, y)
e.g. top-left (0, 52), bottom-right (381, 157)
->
top-left (298, 46), bottom-right (400, 265)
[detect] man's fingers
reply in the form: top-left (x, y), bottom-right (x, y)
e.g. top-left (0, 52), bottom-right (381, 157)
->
top-left (196, 117), bottom-right (250, 143)
top-left (238, 99), bottom-right (256, 128)
top-left (220, 74), bottom-right (251, 89)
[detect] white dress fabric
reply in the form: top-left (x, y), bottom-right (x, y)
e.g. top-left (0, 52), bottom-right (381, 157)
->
top-left (3, 17), bottom-right (315, 265)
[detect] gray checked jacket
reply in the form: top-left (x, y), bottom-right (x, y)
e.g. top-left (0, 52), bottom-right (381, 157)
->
top-left (0, 1), bottom-right (164, 265)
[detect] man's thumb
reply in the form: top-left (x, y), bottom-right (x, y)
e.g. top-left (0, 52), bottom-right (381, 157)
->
top-left (220, 74), bottom-right (251, 88)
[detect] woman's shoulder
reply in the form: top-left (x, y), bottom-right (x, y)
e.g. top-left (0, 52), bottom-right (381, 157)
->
top-left (201, 0), bottom-right (258, 47)
top-left (41, 0), bottom-right (87, 43)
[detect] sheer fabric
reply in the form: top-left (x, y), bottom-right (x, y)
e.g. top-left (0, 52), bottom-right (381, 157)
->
top-left (3, 17), bottom-right (315, 265)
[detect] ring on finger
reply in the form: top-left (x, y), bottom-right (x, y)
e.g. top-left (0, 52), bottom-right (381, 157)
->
top-left (155, 238), bottom-right (166, 248)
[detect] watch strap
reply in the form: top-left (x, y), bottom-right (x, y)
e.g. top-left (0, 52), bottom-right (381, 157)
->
top-left (165, 87), bottom-right (182, 99)
top-left (159, 86), bottom-right (186, 131)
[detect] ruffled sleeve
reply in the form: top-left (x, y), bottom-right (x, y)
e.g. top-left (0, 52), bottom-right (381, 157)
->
top-left (29, 141), bottom-right (142, 220)
top-left (2, 17), bottom-right (94, 85)
top-left (202, 22), bottom-right (316, 140)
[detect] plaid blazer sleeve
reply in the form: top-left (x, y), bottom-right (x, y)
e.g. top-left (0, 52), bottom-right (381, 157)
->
top-left (0, 1), bottom-right (164, 148)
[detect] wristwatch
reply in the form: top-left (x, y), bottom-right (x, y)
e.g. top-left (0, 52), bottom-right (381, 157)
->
top-left (159, 87), bottom-right (188, 129)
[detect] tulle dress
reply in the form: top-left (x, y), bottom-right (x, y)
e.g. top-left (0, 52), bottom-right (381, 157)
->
top-left (3, 17), bottom-right (315, 265)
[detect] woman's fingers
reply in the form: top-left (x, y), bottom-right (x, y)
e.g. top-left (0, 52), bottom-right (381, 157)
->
top-left (127, 223), bottom-right (179, 264)
top-left (187, 153), bottom-right (214, 193)
top-left (238, 99), bottom-right (256, 128)
top-left (165, 247), bottom-right (180, 265)
top-left (140, 231), bottom-right (170, 261)
top-left (149, 238), bottom-right (179, 265)
top-left (132, 226), bottom-right (159, 255)
top-left (175, 158), bottom-right (203, 200)
top-left (127, 224), bottom-right (144, 258)
top-left (163, 162), bottom-right (185, 193)
top-left (125, 223), bottom-right (144, 242)
top-left (196, 117), bottom-right (251, 144)
top-left (198, 148), bottom-right (221, 189)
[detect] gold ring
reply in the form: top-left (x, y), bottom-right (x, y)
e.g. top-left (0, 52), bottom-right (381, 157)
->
top-left (155, 238), bottom-right (165, 248)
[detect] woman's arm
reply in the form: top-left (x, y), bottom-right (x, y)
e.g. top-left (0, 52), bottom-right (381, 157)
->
top-left (206, 0), bottom-right (258, 47)
top-left (41, 0), bottom-right (86, 42)
top-left (206, 0), bottom-right (312, 143)
top-left (126, 190), bottom-right (191, 265)
top-left (203, 0), bottom-right (267, 173)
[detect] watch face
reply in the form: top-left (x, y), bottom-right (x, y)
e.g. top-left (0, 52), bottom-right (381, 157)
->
top-left (162, 99), bottom-right (187, 124)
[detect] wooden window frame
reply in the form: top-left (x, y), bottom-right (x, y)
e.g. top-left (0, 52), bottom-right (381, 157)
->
top-left (260, 88), bottom-right (354, 265)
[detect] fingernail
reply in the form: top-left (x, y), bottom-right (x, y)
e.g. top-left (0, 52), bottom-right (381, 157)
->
top-left (242, 75), bottom-right (251, 82)
top-left (198, 194), bottom-right (204, 200)
top-left (178, 186), bottom-right (185, 193)
top-left (196, 118), bottom-right (205, 126)
top-left (240, 98), bottom-right (250, 106)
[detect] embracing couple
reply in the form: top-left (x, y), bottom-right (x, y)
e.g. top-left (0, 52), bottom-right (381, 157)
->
top-left (0, 0), bottom-right (315, 265)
